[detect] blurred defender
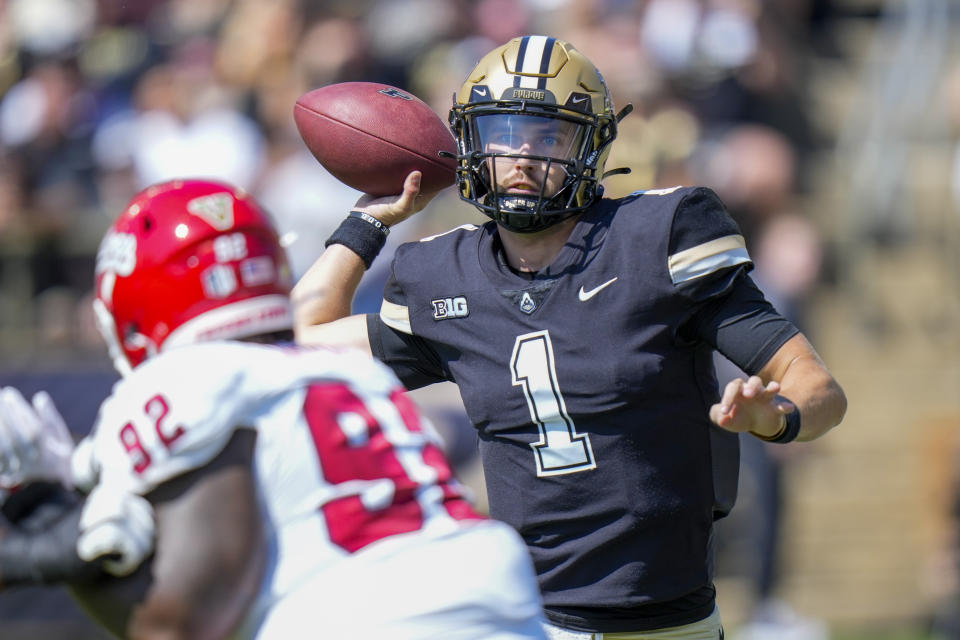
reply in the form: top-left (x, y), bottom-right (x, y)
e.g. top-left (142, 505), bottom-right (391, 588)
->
top-left (0, 179), bottom-right (546, 639)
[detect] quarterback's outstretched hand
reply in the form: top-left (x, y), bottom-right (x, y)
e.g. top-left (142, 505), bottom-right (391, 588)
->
top-left (78, 482), bottom-right (155, 576)
top-left (0, 387), bottom-right (75, 493)
top-left (353, 170), bottom-right (436, 228)
top-left (709, 376), bottom-right (796, 438)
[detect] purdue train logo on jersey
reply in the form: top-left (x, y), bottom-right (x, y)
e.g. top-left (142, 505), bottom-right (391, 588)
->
top-left (519, 292), bottom-right (536, 314)
top-left (498, 282), bottom-right (556, 315)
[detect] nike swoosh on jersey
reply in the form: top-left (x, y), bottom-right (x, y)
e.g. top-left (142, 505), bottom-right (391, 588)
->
top-left (578, 277), bottom-right (618, 301)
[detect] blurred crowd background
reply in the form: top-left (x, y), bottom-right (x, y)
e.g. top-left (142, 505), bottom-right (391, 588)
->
top-left (1, 0), bottom-right (959, 639)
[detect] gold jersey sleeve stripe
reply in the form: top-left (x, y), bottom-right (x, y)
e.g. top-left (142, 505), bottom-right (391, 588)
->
top-left (668, 235), bottom-right (751, 285)
top-left (380, 299), bottom-right (413, 335)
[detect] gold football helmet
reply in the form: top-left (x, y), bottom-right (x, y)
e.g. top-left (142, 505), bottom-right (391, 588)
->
top-left (448, 36), bottom-right (631, 232)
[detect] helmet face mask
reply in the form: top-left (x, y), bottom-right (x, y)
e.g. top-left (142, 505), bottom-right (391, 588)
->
top-left (94, 179), bottom-right (294, 375)
top-left (450, 36), bottom-right (620, 233)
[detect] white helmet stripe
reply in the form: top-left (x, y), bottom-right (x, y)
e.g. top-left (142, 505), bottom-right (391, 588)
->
top-left (515, 35), bottom-right (552, 90)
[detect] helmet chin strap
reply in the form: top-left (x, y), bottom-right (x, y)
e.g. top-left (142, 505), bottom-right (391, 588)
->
top-left (493, 195), bottom-right (580, 233)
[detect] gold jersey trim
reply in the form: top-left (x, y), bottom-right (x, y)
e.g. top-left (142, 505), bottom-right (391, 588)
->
top-left (668, 235), bottom-right (751, 284)
top-left (380, 299), bottom-right (412, 335)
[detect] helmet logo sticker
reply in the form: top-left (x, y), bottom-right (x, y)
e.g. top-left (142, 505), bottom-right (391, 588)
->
top-left (202, 264), bottom-right (238, 298)
top-left (565, 92), bottom-right (592, 113)
top-left (240, 256), bottom-right (276, 287)
top-left (213, 233), bottom-right (248, 262)
top-left (378, 87), bottom-right (413, 101)
top-left (96, 230), bottom-right (137, 276)
top-left (187, 193), bottom-right (235, 230)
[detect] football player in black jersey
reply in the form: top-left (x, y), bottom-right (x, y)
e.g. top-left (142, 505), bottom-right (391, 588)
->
top-left (294, 35), bottom-right (847, 639)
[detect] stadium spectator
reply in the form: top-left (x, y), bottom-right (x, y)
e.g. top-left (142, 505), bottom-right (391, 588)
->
top-left (90, 40), bottom-right (267, 191)
top-left (0, 179), bottom-right (547, 639)
top-left (292, 35), bottom-right (847, 639)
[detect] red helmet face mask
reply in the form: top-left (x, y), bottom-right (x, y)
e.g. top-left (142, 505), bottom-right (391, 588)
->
top-left (93, 179), bottom-right (294, 375)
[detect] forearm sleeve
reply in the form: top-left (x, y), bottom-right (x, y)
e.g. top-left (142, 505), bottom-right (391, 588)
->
top-left (687, 275), bottom-right (799, 375)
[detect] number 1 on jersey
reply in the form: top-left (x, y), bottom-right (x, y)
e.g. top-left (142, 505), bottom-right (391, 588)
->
top-left (511, 330), bottom-right (596, 476)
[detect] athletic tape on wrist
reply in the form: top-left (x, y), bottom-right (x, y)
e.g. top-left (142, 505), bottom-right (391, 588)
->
top-left (324, 212), bottom-right (389, 269)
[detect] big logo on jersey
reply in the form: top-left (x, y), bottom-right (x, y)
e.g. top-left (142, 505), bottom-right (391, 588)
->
top-left (432, 296), bottom-right (469, 320)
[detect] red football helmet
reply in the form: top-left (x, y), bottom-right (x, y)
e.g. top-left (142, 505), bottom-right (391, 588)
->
top-left (93, 179), bottom-right (294, 375)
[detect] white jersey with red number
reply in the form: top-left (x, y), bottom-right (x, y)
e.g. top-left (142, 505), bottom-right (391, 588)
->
top-left (84, 341), bottom-right (546, 639)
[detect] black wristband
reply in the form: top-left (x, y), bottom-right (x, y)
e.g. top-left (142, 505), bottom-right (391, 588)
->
top-left (775, 409), bottom-right (802, 443)
top-left (754, 408), bottom-right (801, 444)
top-left (324, 211), bottom-right (389, 269)
top-left (348, 210), bottom-right (389, 236)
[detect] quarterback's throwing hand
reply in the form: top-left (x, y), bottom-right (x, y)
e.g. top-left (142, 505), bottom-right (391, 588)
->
top-left (0, 387), bottom-right (75, 491)
top-left (352, 170), bottom-right (435, 228)
top-left (709, 376), bottom-right (795, 437)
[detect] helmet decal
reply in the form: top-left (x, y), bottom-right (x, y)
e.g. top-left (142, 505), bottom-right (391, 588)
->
top-left (201, 264), bottom-right (239, 299)
top-left (96, 230), bottom-right (137, 276)
top-left (212, 233), bottom-right (249, 263)
top-left (239, 256), bottom-right (277, 288)
top-left (187, 192), bottom-right (235, 230)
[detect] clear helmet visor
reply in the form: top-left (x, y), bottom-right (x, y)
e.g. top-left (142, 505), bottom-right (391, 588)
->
top-left (474, 114), bottom-right (586, 161)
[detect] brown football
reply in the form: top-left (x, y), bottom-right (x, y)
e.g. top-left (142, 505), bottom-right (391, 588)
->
top-left (293, 82), bottom-right (457, 197)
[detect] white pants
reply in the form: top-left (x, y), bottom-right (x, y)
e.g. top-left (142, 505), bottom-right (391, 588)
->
top-left (544, 607), bottom-right (723, 640)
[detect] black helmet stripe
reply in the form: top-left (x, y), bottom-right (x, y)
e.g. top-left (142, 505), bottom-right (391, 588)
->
top-left (513, 37), bottom-right (528, 88)
top-left (513, 35), bottom-right (555, 90)
top-left (536, 37), bottom-right (556, 88)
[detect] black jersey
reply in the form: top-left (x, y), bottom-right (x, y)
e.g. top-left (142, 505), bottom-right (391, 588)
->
top-left (367, 186), bottom-right (798, 632)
